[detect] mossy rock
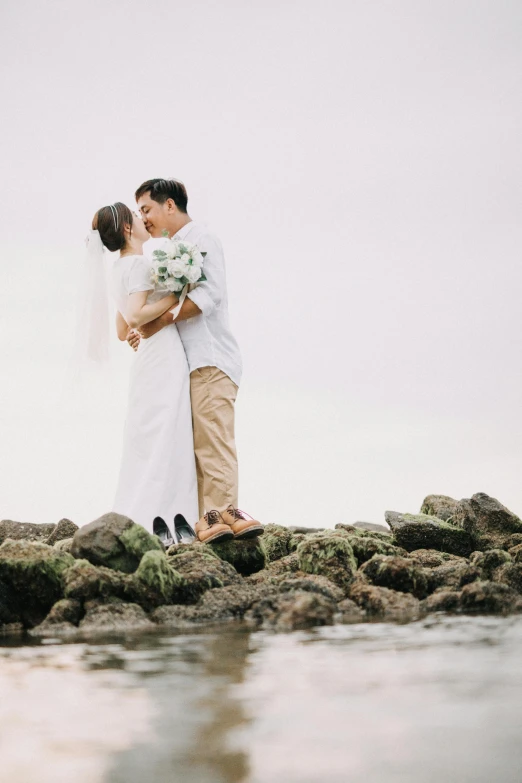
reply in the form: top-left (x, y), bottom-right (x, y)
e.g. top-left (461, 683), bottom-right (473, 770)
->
top-left (421, 590), bottom-right (461, 614)
top-left (494, 563), bottom-right (522, 594)
top-left (420, 495), bottom-right (460, 522)
top-left (245, 590), bottom-right (336, 631)
top-left (470, 549), bottom-right (512, 580)
top-left (348, 579), bottom-right (420, 621)
top-left (386, 511), bottom-right (474, 557)
top-left (459, 580), bottom-right (521, 615)
top-left (260, 524), bottom-right (293, 562)
top-left (168, 547), bottom-right (241, 603)
top-left (210, 538), bottom-right (266, 576)
top-left (64, 559), bottom-right (128, 603)
top-left (360, 554), bottom-right (430, 599)
top-left (0, 540), bottom-right (74, 625)
top-left (452, 493), bottom-right (522, 551)
top-left (346, 534), bottom-right (407, 566)
top-left (71, 513), bottom-right (163, 573)
top-left (134, 550), bottom-right (184, 605)
top-left (296, 532), bottom-right (357, 591)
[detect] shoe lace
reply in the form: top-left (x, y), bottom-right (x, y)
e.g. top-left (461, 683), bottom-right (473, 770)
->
top-left (226, 505), bottom-right (251, 521)
top-left (205, 510), bottom-right (225, 527)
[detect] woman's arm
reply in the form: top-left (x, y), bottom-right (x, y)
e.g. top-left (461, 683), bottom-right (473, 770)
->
top-left (126, 292), bottom-right (178, 329)
top-left (116, 311), bottom-right (130, 341)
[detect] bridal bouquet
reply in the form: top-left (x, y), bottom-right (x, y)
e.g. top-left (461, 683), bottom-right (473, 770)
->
top-left (150, 237), bottom-right (207, 293)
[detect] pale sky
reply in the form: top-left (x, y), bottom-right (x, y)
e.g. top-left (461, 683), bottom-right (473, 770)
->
top-left (1, 0), bottom-right (521, 528)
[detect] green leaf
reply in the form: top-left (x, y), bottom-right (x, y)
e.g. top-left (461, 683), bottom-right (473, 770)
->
top-left (153, 250), bottom-right (167, 259)
top-left (161, 229), bottom-right (169, 238)
top-left (199, 272), bottom-right (207, 282)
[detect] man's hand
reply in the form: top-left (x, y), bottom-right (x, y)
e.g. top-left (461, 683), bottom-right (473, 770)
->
top-left (126, 329), bottom-right (141, 352)
top-left (138, 312), bottom-right (173, 339)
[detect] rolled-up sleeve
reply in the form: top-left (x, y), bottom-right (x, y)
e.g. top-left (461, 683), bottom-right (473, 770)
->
top-left (187, 234), bottom-right (224, 317)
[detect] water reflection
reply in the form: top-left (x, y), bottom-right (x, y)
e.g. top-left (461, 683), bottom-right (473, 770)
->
top-left (0, 616), bottom-right (521, 783)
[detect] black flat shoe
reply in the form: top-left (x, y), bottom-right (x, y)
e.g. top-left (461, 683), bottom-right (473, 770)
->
top-left (153, 516), bottom-right (175, 548)
top-left (173, 514), bottom-right (197, 545)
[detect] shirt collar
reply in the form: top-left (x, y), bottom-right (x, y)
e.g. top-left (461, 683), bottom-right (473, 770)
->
top-left (173, 220), bottom-right (195, 240)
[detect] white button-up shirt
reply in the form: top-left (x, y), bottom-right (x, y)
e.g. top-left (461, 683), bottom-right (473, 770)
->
top-left (171, 221), bottom-right (242, 387)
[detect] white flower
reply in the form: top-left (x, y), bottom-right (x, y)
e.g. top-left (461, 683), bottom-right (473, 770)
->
top-left (191, 248), bottom-right (203, 266)
top-left (185, 263), bottom-right (202, 284)
top-left (166, 277), bottom-right (184, 293)
top-left (167, 257), bottom-right (186, 278)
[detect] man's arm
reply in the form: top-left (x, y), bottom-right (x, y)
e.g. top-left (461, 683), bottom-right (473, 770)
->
top-left (137, 298), bottom-right (202, 340)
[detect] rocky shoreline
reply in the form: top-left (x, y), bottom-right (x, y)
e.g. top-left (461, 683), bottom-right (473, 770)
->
top-left (1, 492), bottom-right (522, 638)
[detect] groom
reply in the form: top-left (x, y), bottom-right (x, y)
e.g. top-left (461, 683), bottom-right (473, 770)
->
top-left (127, 178), bottom-right (262, 542)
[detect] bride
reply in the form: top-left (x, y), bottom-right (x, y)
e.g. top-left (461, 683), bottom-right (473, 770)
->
top-left (89, 201), bottom-right (203, 543)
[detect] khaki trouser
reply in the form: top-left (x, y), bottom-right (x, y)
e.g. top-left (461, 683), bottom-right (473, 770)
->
top-left (190, 367), bottom-right (239, 518)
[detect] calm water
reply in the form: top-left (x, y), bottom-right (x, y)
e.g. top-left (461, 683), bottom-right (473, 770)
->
top-left (1, 615), bottom-right (521, 783)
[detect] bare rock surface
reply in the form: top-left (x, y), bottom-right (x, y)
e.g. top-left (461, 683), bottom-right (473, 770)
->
top-left (452, 493), bottom-right (522, 551)
top-left (0, 520), bottom-right (55, 545)
top-left (46, 518), bottom-right (79, 546)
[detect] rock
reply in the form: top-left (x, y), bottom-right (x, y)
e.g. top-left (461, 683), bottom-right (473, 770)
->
top-left (29, 599), bottom-right (83, 637)
top-left (470, 549), bottom-right (512, 580)
top-left (0, 520), bottom-right (55, 545)
top-left (408, 549), bottom-right (466, 568)
top-left (64, 559), bottom-right (127, 603)
top-left (0, 577), bottom-right (22, 626)
top-left (80, 601), bottom-right (154, 632)
top-left (360, 555), bottom-right (430, 599)
top-left (297, 532), bottom-right (357, 591)
top-left (245, 591), bottom-right (336, 631)
top-left (46, 518), bottom-right (79, 546)
top-left (340, 521), bottom-right (391, 534)
top-left (0, 540), bottom-right (74, 626)
top-left (247, 553), bottom-right (300, 583)
top-left (421, 590), bottom-right (461, 614)
top-left (288, 534), bottom-right (306, 552)
top-left (452, 494), bottom-right (522, 550)
top-left (427, 562), bottom-right (480, 592)
top-left (346, 533), bottom-right (407, 566)
top-left (134, 550), bottom-right (183, 606)
top-left (260, 573), bottom-right (345, 603)
top-left (335, 598), bottom-right (366, 622)
top-left (0, 622), bottom-right (24, 636)
top-left (288, 526), bottom-right (325, 535)
top-left (168, 547), bottom-right (241, 603)
top-left (348, 580), bottom-right (420, 621)
top-left (460, 580), bottom-right (521, 614)
top-left (53, 538), bottom-right (73, 554)
top-left (261, 524), bottom-right (293, 562)
top-left (210, 538), bottom-right (266, 576)
top-left (508, 544), bottom-right (522, 563)
top-left (152, 583), bottom-right (274, 627)
top-left (386, 511), bottom-right (474, 557)
top-left (506, 534), bottom-right (522, 550)
top-left (71, 513), bottom-right (163, 573)
top-left (494, 563), bottom-right (522, 594)
top-left (420, 495), bottom-right (460, 522)
top-left (333, 524), bottom-right (357, 534)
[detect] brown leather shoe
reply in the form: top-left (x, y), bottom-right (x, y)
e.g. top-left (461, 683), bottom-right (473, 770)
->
top-left (221, 506), bottom-right (264, 539)
top-left (195, 510), bottom-right (235, 544)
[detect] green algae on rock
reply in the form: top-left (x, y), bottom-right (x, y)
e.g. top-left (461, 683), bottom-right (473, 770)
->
top-left (386, 511), bottom-right (474, 557)
top-left (348, 579), bottom-right (420, 621)
top-left (459, 580), bottom-right (522, 615)
top-left (360, 554), bottom-right (430, 599)
top-left (210, 538), bottom-right (266, 576)
top-left (134, 550), bottom-right (182, 605)
top-left (71, 513), bottom-right (162, 573)
top-left (245, 590), bottom-right (336, 631)
top-left (420, 494), bottom-right (460, 522)
top-left (260, 524), bottom-right (293, 562)
top-left (168, 546), bottom-right (241, 603)
top-left (0, 540), bottom-right (74, 625)
top-left (80, 601), bottom-right (155, 633)
top-left (297, 532), bottom-right (357, 591)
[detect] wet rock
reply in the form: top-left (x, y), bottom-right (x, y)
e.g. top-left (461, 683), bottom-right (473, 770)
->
top-left (152, 583), bottom-right (274, 627)
top-left (64, 559), bottom-right (127, 602)
top-left (247, 553), bottom-right (300, 584)
top-left (408, 549), bottom-right (466, 568)
top-left (470, 549), bottom-right (512, 580)
top-left (288, 526), bottom-right (325, 535)
top-left (427, 562), bottom-right (480, 592)
top-left (261, 524), bottom-right (293, 562)
top-left (0, 540), bottom-right (74, 626)
top-left (421, 590), bottom-right (461, 614)
top-left (360, 555), bottom-right (430, 599)
top-left (348, 580), bottom-right (420, 621)
top-left (71, 513), bottom-right (163, 573)
top-left (338, 522), bottom-right (391, 535)
top-left (508, 544), bottom-right (522, 563)
top-left (335, 598), bottom-right (366, 622)
top-left (452, 493), bottom-right (522, 551)
top-left (0, 520), bottom-right (55, 545)
top-left (0, 576), bottom-right (22, 626)
top-left (46, 518), bottom-right (79, 546)
top-left (245, 590), bottom-right (336, 631)
top-left (0, 622), bottom-right (24, 636)
top-left (386, 511), bottom-right (474, 557)
top-left (210, 538), bottom-right (266, 576)
top-left (297, 532), bottom-right (357, 591)
top-left (459, 580), bottom-right (521, 615)
top-left (30, 599), bottom-right (83, 637)
top-left (346, 533), bottom-right (407, 566)
top-left (134, 550), bottom-right (184, 606)
top-left (262, 573), bottom-right (345, 603)
top-left (494, 563), bottom-right (522, 594)
top-left (420, 495), bottom-right (460, 522)
top-left (168, 547), bottom-right (241, 603)
top-left (80, 601), bottom-right (154, 632)
top-left (53, 538), bottom-right (73, 554)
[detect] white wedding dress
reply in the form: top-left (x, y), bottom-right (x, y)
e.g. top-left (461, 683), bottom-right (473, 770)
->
top-left (111, 254), bottom-right (198, 533)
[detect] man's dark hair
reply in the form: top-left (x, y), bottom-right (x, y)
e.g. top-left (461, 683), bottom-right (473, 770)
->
top-left (135, 178), bottom-right (188, 213)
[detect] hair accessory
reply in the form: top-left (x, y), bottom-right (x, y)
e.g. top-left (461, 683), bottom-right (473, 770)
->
top-left (109, 204), bottom-right (119, 231)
